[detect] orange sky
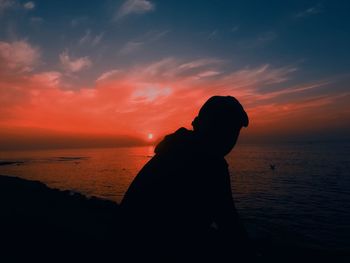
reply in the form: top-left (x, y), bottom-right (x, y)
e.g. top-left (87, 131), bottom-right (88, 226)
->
top-left (1, 51), bottom-right (349, 150)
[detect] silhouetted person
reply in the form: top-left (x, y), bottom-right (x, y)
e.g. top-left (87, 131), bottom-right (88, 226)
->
top-left (120, 96), bottom-right (253, 262)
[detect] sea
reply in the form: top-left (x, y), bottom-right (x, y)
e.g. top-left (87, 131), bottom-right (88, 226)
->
top-left (1, 142), bottom-right (349, 251)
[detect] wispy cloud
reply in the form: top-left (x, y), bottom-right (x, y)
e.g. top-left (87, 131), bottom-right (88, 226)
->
top-left (207, 30), bottom-right (218, 40)
top-left (94, 58), bottom-right (296, 111)
top-left (231, 25), bottom-right (239, 33)
top-left (119, 30), bottom-right (169, 55)
top-left (96, 69), bottom-right (121, 82)
top-left (144, 30), bottom-right (169, 42)
top-left (78, 30), bottom-right (91, 45)
top-left (92, 32), bottom-right (104, 46)
top-left (295, 4), bottom-right (323, 18)
top-left (0, 40), bottom-right (40, 72)
top-left (117, 57), bottom-right (225, 82)
top-left (247, 92), bottom-right (350, 129)
top-left (23, 1), bottom-right (34, 10)
top-left (132, 85), bottom-right (172, 103)
top-left (115, 0), bottom-right (155, 20)
top-left (71, 16), bottom-right (88, 27)
top-left (59, 50), bottom-right (92, 73)
top-left (216, 64), bottom-right (296, 93)
top-left (79, 30), bottom-right (104, 46)
top-left (31, 71), bottom-right (62, 88)
top-left (0, 0), bottom-right (15, 13)
top-left (238, 31), bottom-right (277, 49)
top-left (119, 41), bottom-right (144, 55)
top-left (0, 0), bottom-right (35, 14)
top-left (256, 81), bottom-right (330, 101)
top-left (1, 53), bottom-right (348, 140)
top-left (30, 16), bottom-right (43, 23)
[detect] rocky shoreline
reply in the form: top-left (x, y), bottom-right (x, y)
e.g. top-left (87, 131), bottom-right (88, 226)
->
top-left (0, 175), bottom-right (120, 261)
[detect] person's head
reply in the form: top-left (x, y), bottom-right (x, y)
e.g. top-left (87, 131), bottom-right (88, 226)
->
top-left (192, 96), bottom-right (249, 156)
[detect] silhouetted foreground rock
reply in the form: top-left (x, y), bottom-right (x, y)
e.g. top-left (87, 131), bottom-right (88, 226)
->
top-left (0, 175), bottom-right (120, 262)
top-left (0, 175), bottom-right (348, 262)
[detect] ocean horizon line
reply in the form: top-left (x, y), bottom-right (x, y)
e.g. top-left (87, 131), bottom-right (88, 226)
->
top-left (1, 138), bottom-right (349, 152)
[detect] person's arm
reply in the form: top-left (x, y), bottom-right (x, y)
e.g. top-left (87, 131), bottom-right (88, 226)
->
top-left (212, 165), bottom-right (259, 262)
top-left (214, 169), bottom-right (249, 244)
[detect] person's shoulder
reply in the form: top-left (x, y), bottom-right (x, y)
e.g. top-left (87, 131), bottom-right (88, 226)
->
top-left (154, 127), bottom-right (194, 156)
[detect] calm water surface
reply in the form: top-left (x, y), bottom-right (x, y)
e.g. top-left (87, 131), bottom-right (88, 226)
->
top-left (1, 142), bottom-right (349, 250)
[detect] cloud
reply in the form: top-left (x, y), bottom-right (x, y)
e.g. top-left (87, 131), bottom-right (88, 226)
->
top-left (255, 81), bottom-right (330, 101)
top-left (122, 57), bottom-right (225, 82)
top-left (219, 64), bottom-right (296, 90)
top-left (78, 30), bottom-right (91, 45)
top-left (92, 59), bottom-right (300, 128)
top-left (23, 1), bottom-right (34, 10)
top-left (231, 25), bottom-right (239, 32)
top-left (116, 0), bottom-right (154, 20)
top-left (0, 0), bottom-right (15, 13)
top-left (78, 30), bottom-right (104, 46)
top-left (30, 71), bottom-right (62, 88)
top-left (91, 32), bottom-right (104, 46)
top-left (0, 0), bottom-right (36, 14)
top-left (59, 50), bottom-right (92, 73)
top-left (177, 58), bottom-right (223, 71)
top-left (30, 16), bottom-right (43, 23)
top-left (207, 30), bottom-right (218, 40)
top-left (0, 40), bottom-right (40, 72)
top-left (71, 16), bottom-right (88, 27)
top-left (132, 84), bottom-right (172, 102)
top-left (146, 30), bottom-right (169, 42)
top-left (119, 41), bottom-right (144, 55)
top-left (118, 30), bottom-right (169, 56)
top-left (238, 31), bottom-right (277, 49)
top-left (295, 4), bottom-right (323, 18)
top-left (96, 69), bottom-right (121, 82)
top-left (195, 70), bottom-right (221, 79)
top-left (1, 55), bottom-right (349, 143)
top-left (246, 92), bottom-right (350, 132)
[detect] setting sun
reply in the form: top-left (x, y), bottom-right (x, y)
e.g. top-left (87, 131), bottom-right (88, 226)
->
top-left (148, 133), bottom-right (154, 140)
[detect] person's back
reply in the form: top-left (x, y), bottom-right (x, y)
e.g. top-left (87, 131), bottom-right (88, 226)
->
top-left (120, 96), bottom-right (252, 261)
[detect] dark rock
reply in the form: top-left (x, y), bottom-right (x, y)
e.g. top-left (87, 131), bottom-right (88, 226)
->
top-left (0, 175), bottom-right (120, 261)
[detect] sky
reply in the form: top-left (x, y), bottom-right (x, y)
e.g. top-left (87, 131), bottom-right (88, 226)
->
top-left (0, 0), bottom-right (349, 149)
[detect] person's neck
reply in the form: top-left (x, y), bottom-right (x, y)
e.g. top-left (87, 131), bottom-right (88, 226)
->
top-left (192, 131), bottom-right (224, 159)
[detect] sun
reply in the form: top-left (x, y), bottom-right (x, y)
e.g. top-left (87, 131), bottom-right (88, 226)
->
top-left (147, 133), bottom-right (153, 140)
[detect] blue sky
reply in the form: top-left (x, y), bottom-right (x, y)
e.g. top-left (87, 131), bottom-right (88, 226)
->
top-left (1, 0), bottom-right (349, 82)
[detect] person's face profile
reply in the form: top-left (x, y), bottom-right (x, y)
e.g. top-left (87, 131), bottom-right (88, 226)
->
top-left (202, 121), bottom-right (242, 156)
top-left (214, 127), bottom-right (241, 156)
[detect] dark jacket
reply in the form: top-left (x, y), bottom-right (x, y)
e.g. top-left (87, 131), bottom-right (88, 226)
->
top-left (120, 128), bottom-right (248, 261)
